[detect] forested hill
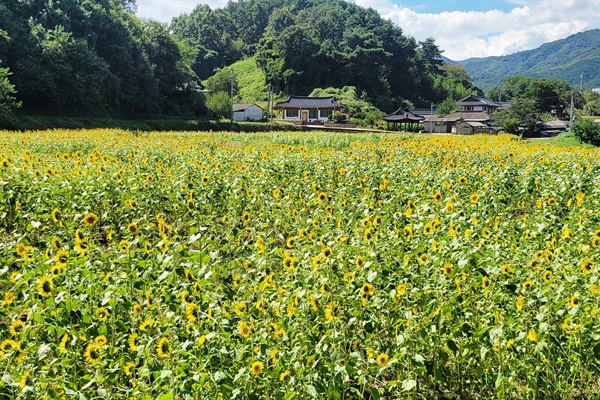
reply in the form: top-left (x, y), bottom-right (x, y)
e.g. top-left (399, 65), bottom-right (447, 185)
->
top-left (171, 0), bottom-right (457, 111)
top-left (0, 0), bottom-right (481, 120)
top-left (456, 29), bottom-right (600, 92)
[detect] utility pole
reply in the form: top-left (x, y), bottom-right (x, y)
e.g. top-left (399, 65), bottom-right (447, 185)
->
top-left (266, 83), bottom-right (271, 123)
top-left (569, 90), bottom-right (575, 128)
top-left (430, 102), bottom-right (433, 133)
top-left (230, 70), bottom-right (235, 122)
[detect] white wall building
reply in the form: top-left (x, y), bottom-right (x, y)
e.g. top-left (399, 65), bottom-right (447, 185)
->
top-left (232, 103), bottom-right (263, 122)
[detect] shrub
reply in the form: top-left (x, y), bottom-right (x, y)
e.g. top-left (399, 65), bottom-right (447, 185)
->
top-left (572, 118), bottom-right (600, 146)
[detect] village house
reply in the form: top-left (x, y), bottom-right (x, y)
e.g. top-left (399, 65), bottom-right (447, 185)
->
top-left (424, 95), bottom-right (502, 134)
top-left (232, 103), bottom-right (263, 122)
top-left (274, 96), bottom-right (344, 124)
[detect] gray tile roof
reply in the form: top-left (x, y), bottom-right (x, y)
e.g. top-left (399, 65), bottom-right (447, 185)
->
top-left (383, 108), bottom-right (424, 122)
top-left (274, 96), bottom-right (343, 109)
top-left (233, 103), bottom-right (262, 112)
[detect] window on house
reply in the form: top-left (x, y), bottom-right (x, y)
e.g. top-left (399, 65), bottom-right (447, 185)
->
top-left (309, 110), bottom-right (317, 119)
top-left (320, 110), bottom-right (330, 119)
top-left (286, 109), bottom-right (299, 118)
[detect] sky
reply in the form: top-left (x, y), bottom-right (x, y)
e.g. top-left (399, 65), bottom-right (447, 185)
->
top-left (135, 0), bottom-right (600, 60)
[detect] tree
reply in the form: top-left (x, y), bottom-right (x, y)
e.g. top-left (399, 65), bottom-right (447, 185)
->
top-left (205, 91), bottom-right (231, 119)
top-left (0, 29), bottom-right (20, 126)
top-left (494, 97), bottom-right (540, 134)
top-left (572, 118), bottom-right (600, 146)
top-left (436, 97), bottom-right (459, 116)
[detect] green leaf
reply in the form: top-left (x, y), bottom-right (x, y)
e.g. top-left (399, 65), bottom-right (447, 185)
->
top-left (402, 379), bottom-right (417, 391)
top-left (370, 388), bottom-right (380, 400)
top-left (306, 385), bottom-right (317, 397)
top-left (447, 339), bottom-right (458, 354)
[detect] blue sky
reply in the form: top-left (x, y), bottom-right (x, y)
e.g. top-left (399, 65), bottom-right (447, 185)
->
top-left (135, 0), bottom-right (599, 60)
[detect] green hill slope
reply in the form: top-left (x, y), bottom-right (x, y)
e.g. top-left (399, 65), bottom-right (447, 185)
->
top-left (457, 29), bottom-right (600, 91)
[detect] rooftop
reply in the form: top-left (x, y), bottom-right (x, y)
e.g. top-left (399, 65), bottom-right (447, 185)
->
top-left (274, 96), bottom-right (344, 109)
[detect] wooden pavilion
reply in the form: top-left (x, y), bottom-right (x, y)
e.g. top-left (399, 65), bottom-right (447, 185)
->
top-left (383, 108), bottom-right (425, 131)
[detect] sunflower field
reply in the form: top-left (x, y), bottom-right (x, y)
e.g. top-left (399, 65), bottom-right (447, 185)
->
top-left (1, 129), bottom-right (600, 399)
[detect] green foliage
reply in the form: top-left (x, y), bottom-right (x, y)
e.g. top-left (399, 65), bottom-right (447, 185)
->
top-left (436, 97), bottom-right (459, 116)
top-left (494, 97), bottom-right (540, 134)
top-left (203, 68), bottom-right (238, 95)
top-left (1, 1), bottom-right (199, 117)
top-left (459, 29), bottom-right (600, 91)
top-left (223, 57), bottom-right (268, 102)
top-left (205, 91), bottom-right (232, 119)
top-left (582, 90), bottom-right (600, 116)
top-left (0, 63), bottom-right (20, 127)
top-left (571, 118), bottom-right (600, 146)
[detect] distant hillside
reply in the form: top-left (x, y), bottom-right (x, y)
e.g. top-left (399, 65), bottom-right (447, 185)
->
top-left (456, 29), bottom-right (600, 92)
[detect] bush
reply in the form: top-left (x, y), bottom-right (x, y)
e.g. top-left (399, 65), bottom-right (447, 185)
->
top-left (572, 118), bottom-right (600, 146)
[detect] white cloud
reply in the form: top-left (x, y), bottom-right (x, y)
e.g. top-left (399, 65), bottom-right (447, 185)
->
top-left (136, 0), bottom-right (599, 59)
top-left (358, 0), bottom-right (599, 59)
top-left (135, 0), bottom-right (227, 22)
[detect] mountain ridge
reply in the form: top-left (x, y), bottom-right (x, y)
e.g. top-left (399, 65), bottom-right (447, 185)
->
top-left (451, 29), bottom-right (600, 92)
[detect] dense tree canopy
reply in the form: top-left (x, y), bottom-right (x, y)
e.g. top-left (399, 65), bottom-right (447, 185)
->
top-left (0, 0), bottom-right (200, 117)
top-left (0, 0), bottom-right (483, 119)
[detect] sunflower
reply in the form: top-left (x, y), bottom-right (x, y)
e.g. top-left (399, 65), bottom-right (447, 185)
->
top-left (127, 223), bottom-right (139, 235)
top-left (404, 225), bottom-right (413, 240)
top-left (95, 307), bottom-right (109, 322)
top-left (482, 276), bottom-right (489, 290)
top-left (251, 361), bottom-right (264, 376)
top-left (119, 240), bottom-right (130, 253)
top-left (51, 208), bottom-right (61, 224)
top-left (543, 270), bottom-right (553, 283)
top-left (567, 295), bottom-right (579, 307)
top-left (547, 197), bottom-right (557, 206)
top-left (9, 320), bottom-right (25, 336)
top-left (522, 280), bottom-right (533, 290)
top-left (59, 334), bottom-right (68, 353)
top-left (433, 192), bottom-right (442, 202)
top-left (95, 335), bottom-right (107, 346)
top-left (581, 258), bottom-right (593, 274)
top-left (133, 303), bottom-right (142, 314)
top-left (469, 193), bottom-right (480, 203)
top-left (355, 256), bottom-right (365, 268)
top-left (84, 343), bottom-right (103, 364)
top-left (239, 321), bottom-right (251, 338)
top-left (124, 361), bottom-right (136, 377)
top-left (443, 263), bottom-right (454, 276)
top-left (418, 253), bottom-right (429, 264)
top-left (318, 192), bottom-right (327, 202)
top-left (19, 371), bottom-right (29, 389)
top-left (83, 212), bottom-right (99, 226)
top-left (279, 370), bottom-right (290, 381)
top-left (75, 240), bottom-right (89, 256)
top-left (140, 319), bottom-right (153, 331)
top-left (516, 295), bottom-right (524, 311)
top-left (54, 249), bottom-right (69, 267)
top-left (362, 283), bottom-right (375, 297)
top-left (501, 264), bottom-right (513, 274)
top-left (321, 246), bottom-right (332, 258)
top-left (50, 266), bottom-right (61, 278)
top-left (344, 272), bottom-right (355, 283)
top-left (241, 211), bottom-right (250, 223)
top-left (128, 333), bottom-right (138, 351)
top-left (156, 337), bottom-right (170, 358)
top-left (124, 199), bottom-right (134, 208)
top-left (286, 236), bottom-right (295, 248)
top-left (324, 301), bottom-right (341, 321)
top-left (458, 176), bottom-right (467, 184)
top-left (38, 276), bottom-right (54, 297)
top-left (376, 352), bottom-right (389, 366)
top-left (528, 328), bottom-right (537, 342)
